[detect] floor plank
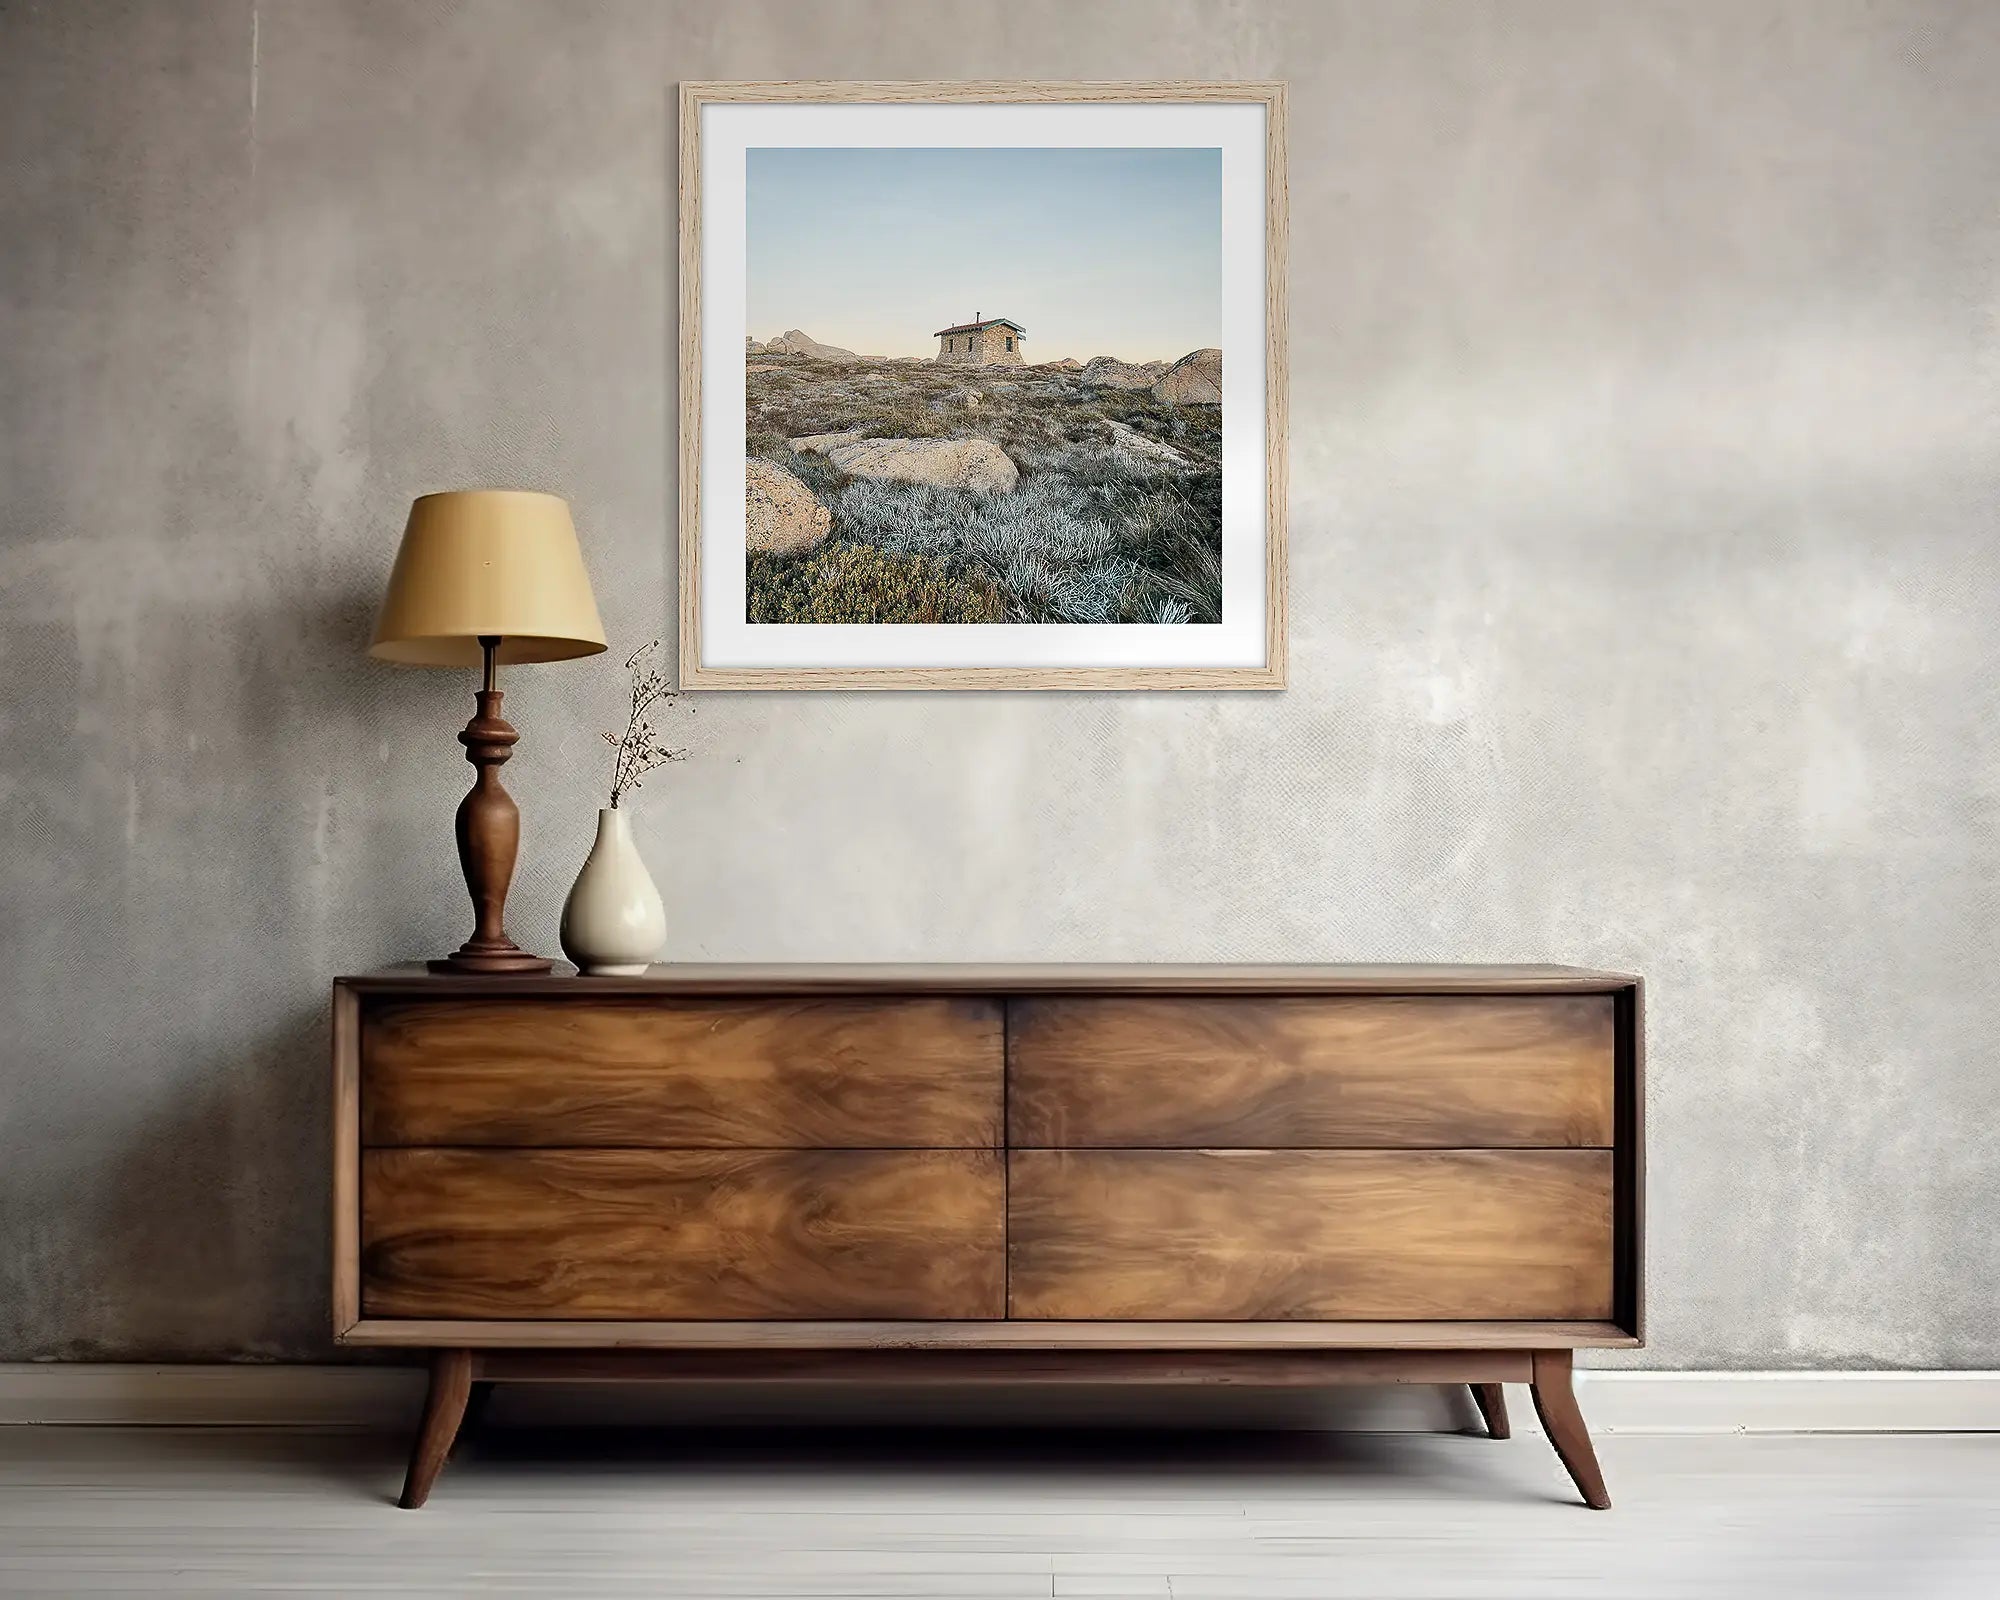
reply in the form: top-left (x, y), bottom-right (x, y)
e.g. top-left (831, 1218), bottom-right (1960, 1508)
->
top-left (0, 1425), bottom-right (1994, 1597)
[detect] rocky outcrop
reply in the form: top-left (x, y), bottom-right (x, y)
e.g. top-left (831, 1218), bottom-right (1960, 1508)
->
top-left (1103, 417), bottom-right (1196, 472)
top-left (766, 329), bottom-right (860, 361)
top-left (1079, 355), bottom-right (1158, 390)
top-left (746, 336), bottom-right (765, 353)
top-left (824, 437), bottom-right (1019, 494)
top-left (789, 430), bottom-right (866, 453)
top-left (1038, 357), bottom-right (1082, 370)
top-left (1152, 347), bottom-right (1222, 404)
top-left (745, 459), bottom-right (832, 553)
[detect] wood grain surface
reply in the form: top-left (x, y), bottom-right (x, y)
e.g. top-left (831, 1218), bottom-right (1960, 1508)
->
top-left (396, 1350), bottom-right (470, 1510)
top-left (340, 964), bottom-right (1639, 996)
top-left (361, 1148), bottom-right (1004, 1320)
top-left (1008, 996), bottom-right (1614, 1148)
top-left (1470, 1381), bottom-right (1511, 1439)
top-left (331, 983), bottom-right (360, 1336)
top-left (337, 1317), bottom-right (1639, 1350)
top-left (472, 1348), bottom-right (1534, 1386)
top-left (1007, 1150), bottom-right (1614, 1321)
top-left (1533, 1347), bottom-right (1613, 1509)
top-left (360, 997), bottom-right (1002, 1148)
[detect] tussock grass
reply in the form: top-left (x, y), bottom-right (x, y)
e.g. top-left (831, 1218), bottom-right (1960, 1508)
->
top-left (747, 543), bottom-right (1005, 624)
top-left (746, 354), bottom-right (1222, 624)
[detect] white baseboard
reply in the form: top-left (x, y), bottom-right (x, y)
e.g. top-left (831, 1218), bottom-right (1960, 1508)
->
top-left (1, 1363), bottom-right (1995, 1433)
top-left (0, 1364), bottom-right (424, 1427)
top-left (1572, 1370), bottom-right (2000, 1434)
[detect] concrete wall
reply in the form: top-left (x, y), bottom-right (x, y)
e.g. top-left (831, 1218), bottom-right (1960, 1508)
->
top-left (2, 0), bottom-right (1995, 1368)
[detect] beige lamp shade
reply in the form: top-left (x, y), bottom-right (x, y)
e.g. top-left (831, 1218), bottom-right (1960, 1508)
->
top-left (369, 490), bottom-right (608, 667)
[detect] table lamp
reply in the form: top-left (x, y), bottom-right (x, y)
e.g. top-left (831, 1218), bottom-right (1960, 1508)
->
top-left (370, 490), bottom-right (608, 974)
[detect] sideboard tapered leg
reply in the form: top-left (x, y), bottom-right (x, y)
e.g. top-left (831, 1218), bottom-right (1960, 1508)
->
top-left (1469, 1382), bottom-right (1510, 1439)
top-left (399, 1349), bottom-right (473, 1510)
top-left (1530, 1350), bottom-right (1609, 1509)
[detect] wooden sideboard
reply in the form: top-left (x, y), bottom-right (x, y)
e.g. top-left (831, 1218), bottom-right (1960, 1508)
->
top-left (332, 964), bottom-right (1643, 1509)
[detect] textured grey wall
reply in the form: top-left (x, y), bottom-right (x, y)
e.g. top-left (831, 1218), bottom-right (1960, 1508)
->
top-left (2, 0), bottom-right (1995, 1368)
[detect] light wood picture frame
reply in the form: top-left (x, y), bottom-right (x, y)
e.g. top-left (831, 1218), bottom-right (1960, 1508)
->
top-left (677, 81), bottom-right (1288, 691)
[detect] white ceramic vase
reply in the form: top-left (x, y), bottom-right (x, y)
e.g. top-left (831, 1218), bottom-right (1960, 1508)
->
top-left (560, 808), bottom-right (665, 976)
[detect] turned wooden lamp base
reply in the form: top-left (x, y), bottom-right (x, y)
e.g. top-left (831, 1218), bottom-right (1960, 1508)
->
top-left (430, 636), bottom-right (554, 977)
top-left (428, 947), bottom-right (555, 976)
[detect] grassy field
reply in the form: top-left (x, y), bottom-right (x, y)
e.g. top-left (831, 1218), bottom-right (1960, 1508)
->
top-left (745, 353), bottom-right (1222, 625)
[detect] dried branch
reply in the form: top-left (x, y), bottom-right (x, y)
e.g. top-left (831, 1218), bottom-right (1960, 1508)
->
top-left (605, 640), bottom-right (693, 807)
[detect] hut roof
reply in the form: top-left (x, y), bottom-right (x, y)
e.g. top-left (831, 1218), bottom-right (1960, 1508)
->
top-left (933, 317), bottom-right (1026, 337)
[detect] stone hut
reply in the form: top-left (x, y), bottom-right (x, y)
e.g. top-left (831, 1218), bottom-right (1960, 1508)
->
top-left (934, 313), bottom-right (1025, 365)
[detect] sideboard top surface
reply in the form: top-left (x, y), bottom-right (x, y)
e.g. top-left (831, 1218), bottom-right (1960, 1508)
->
top-left (338, 963), bottom-right (1641, 997)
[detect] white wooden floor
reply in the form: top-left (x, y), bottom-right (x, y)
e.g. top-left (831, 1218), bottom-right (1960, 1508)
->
top-left (1, 1423), bottom-right (1996, 1597)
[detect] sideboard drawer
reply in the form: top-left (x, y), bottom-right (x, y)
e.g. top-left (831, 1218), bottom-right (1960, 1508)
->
top-left (1007, 1149), bottom-right (1613, 1320)
top-left (362, 997), bottom-right (1003, 1148)
top-left (362, 1147), bottom-right (1004, 1319)
top-left (1008, 996), bottom-right (1613, 1148)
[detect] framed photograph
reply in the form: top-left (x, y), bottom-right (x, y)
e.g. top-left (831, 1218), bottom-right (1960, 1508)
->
top-left (677, 81), bottom-right (1286, 690)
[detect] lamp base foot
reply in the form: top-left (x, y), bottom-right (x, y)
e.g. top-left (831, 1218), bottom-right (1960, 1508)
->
top-left (428, 944), bottom-right (556, 976)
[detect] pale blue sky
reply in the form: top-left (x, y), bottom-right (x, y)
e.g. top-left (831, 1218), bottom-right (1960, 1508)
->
top-left (747, 148), bottom-right (1220, 363)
